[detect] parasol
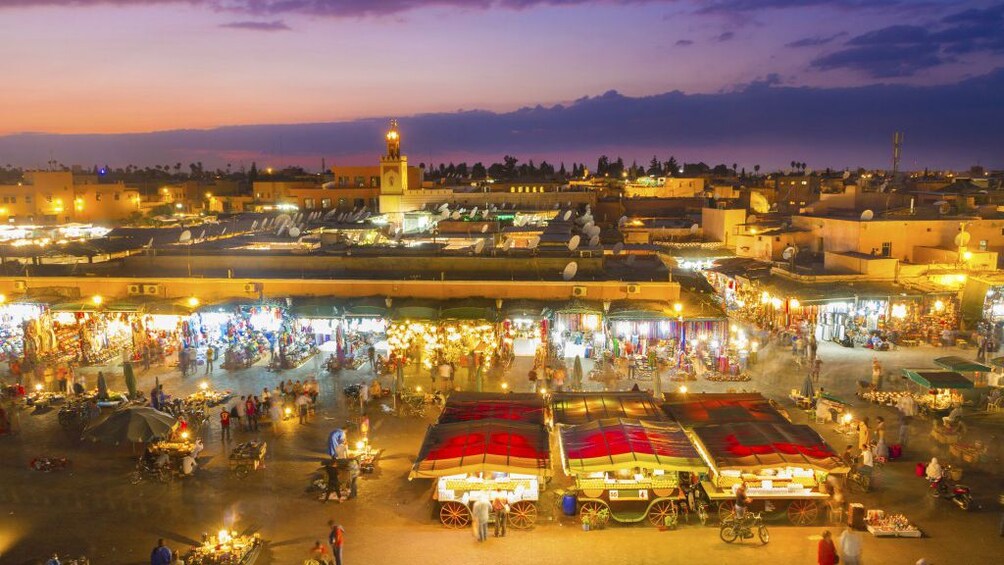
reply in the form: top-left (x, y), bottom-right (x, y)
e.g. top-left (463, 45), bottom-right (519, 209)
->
top-left (83, 406), bottom-right (177, 444)
top-left (800, 373), bottom-right (815, 399)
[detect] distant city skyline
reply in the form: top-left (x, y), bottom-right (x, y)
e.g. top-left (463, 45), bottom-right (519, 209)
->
top-left (1, 0), bottom-right (1003, 169)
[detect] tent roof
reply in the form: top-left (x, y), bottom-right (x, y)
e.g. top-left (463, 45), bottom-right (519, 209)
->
top-left (392, 299), bottom-right (440, 321)
top-left (409, 420), bottom-right (551, 479)
top-left (438, 393), bottom-right (545, 426)
top-left (289, 296), bottom-right (340, 319)
top-left (50, 300), bottom-right (100, 313)
top-left (553, 299), bottom-right (604, 315)
top-left (195, 297), bottom-right (262, 314)
top-left (934, 356), bottom-right (992, 373)
top-left (344, 297), bottom-right (388, 318)
top-left (551, 392), bottom-right (666, 426)
top-left (661, 393), bottom-right (787, 428)
top-left (560, 418), bottom-right (707, 474)
top-left (606, 300), bottom-right (671, 321)
top-left (691, 422), bottom-right (845, 472)
top-left (439, 298), bottom-right (499, 321)
top-left (902, 369), bottom-right (974, 389)
top-left (501, 300), bottom-right (551, 320)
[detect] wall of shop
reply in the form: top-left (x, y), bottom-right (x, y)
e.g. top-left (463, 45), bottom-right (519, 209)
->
top-left (824, 252), bottom-right (898, 277)
top-left (0, 276), bottom-right (680, 303)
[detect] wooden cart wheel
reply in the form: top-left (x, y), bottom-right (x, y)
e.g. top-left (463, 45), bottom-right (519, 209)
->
top-left (646, 500), bottom-right (676, 527)
top-left (440, 501), bottom-right (471, 528)
top-left (579, 501), bottom-right (609, 526)
top-left (787, 499), bottom-right (819, 526)
top-left (717, 501), bottom-right (735, 522)
top-left (234, 464), bottom-right (251, 479)
top-left (509, 501), bottom-right (538, 530)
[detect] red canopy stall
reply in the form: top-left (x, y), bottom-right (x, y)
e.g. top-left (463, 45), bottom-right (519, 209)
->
top-left (410, 419), bottom-right (551, 530)
top-left (689, 422), bottom-right (848, 525)
top-left (558, 418), bottom-right (708, 526)
top-left (437, 392), bottom-right (545, 425)
top-left (550, 391), bottom-right (665, 427)
top-left (660, 392), bottom-right (791, 428)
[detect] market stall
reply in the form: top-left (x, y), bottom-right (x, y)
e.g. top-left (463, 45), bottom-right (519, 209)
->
top-left (189, 299), bottom-right (279, 370)
top-left (552, 300), bottom-right (604, 359)
top-left (690, 421), bottom-right (848, 525)
top-left (182, 530), bottom-right (263, 565)
top-left (437, 392), bottom-right (545, 425)
top-left (549, 392), bottom-right (665, 427)
top-left (900, 369), bottom-right (973, 416)
top-left (500, 300), bottom-right (550, 359)
top-left (0, 298), bottom-right (50, 362)
top-left (410, 419), bottom-right (551, 530)
top-left (934, 356), bottom-right (992, 388)
top-left (558, 418), bottom-right (708, 526)
top-left (337, 297), bottom-right (390, 369)
top-left (388, 300), bottom-right (499, 373)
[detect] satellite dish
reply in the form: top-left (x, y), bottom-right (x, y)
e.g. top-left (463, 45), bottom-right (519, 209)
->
top-left (554, 203), bottom-right (560, 210)
top-left (626, 255), bottom-right (636, 266)
top-left (612, 242), bottom-right (624, 255)
top-left (954, 232), bottom-right (971, 247)
top-left (251, 220), bottom-right (258, 230)
top-left (451, 211), bottom-right (461, 220)
top-left (568, 235), bottom-right (581, 252)
top-left (289, 227), bottom-right (301, 238)
top-left (690, 223), bottom-right (699, 234)
top-left (747, 215), bottom-right (757, 224)
top-left (842, 170), bottom-right (851, 179)
top-left (618, 216), bottom-right (628, 227)
top-left (782, 246), bottom-right (798, 261)
top-left (528, 236), bottom-right (540, 250)
top-left (937, 202), bottom-right (951, 215)
top-left (583, 221), bottom-right (595, 231)
top-left (179, 230), bottom-right (192, 243)
top-left (581, 214), bottom-right (593, 224)
top-left (474, 240), bottom-right (485, 254)
top-left (502, 239), bottom-right (513, 250)
top-left (480, 224), bottom-right (489, 233)
top-left (322, 181), bottom-right (337, 189)
top-left (562, 210), bottom-right (572, 221)
top-left (860, 209), bottom-right (874, 221)
top-left (471, 206), bottom-right (479, 216)
top-left (588, 235), bottom-right (600, 247)
top-left (562, 261), bottom-right (578, 281)
top-left (275, 213), bottom-right (291, 225)
top-left (199, 230), bottom-right (206, 240)
top-left (438, 202), bottom-right (450, 212)
top-left (587, 225), bottom-right (602, 237)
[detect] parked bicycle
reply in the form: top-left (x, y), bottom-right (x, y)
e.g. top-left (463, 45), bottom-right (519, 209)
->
top-left (720, 512), bottom-right (769, 545)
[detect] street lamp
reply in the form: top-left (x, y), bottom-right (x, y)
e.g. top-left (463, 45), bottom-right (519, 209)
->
top-left (673, 302), bottom-right (683, 314)
top-left (91, 295), bottom-right (103, 306)
top-left (188, 297), bottom-right (200, 308)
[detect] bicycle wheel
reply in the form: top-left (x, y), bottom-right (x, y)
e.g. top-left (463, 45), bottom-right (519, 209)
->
top-left (719, 523), bottom-right (738, 543)
top-left (758, 525), bottom-right (770, 545)
top-left (697, 503), bottom-right (709, 526)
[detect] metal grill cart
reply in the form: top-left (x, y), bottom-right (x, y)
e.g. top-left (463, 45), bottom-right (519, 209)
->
top-left (229, 441), bottom-right (267, 479)
top-left (689, 422), bottom-right (848, 525)
top-left (558, 418), bottom-right (707, 527)
top-left (410, 418), bottom-right (551, 530)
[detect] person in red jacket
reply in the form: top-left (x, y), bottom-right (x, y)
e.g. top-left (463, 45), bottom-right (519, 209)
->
top-left (220, 408), bottom-right (231, 441)
top-left (818, 530), bottom-right (838, 565)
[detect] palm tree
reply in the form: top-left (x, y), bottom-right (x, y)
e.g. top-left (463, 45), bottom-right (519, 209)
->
top-left (754, 164), bottom-right (761, 176)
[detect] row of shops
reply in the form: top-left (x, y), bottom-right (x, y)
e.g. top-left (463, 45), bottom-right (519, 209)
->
top-left (410, 391), bottom-right (849, 530)
top-left (705, 259), bottom-right (963, 347)
top-left (2, 295), bottom-right (726, 382)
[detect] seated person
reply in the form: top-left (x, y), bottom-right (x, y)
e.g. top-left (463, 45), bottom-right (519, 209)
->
top-left (155, 452), bottom-right (171, 470)
top-left (942, 405), bottom-right (964, 428)
top-left (191, 438), bottom-right (205, 459)
top-left (369, 379), bottom-right (383, 398)
top-left (181, 454), bottom-right (197, 476)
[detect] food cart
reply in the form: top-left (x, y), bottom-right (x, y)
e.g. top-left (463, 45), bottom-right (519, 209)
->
top-left (558, 418), bottom-right (707, 527)
top-left (229, 441), bottom-right (267, 478)
top-left (689, 422), bottom-right (848, 525)
top-left (182, 530), bottom-right (263, 565)
top-left (410, 419), bottom-right (551, 530)
top-left (900, 369), bottom-right (973, 417)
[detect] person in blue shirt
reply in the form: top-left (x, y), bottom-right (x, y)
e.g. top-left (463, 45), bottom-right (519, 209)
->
top-left (150, 538), bottom-right (173, 565)
top-left (328, 428), bottom-right (345, 459)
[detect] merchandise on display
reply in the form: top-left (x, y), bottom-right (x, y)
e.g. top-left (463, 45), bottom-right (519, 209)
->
top-left (865, 510), bottom-right (922, 537)
top-left (183, 530), bottom-right (263, 565)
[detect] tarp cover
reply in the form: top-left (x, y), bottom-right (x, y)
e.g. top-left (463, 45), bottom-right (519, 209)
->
top-left (933, 356), bottom-right (992, 373)
top-left (560, 418), bottom-right (707, 474)
top-left (902, 369), bottom-right (974, 389)
top-left (691, 422), bottom-right (844, 472)
top-left (551, 392), bottom-right (666, 426)
top-left (410, 420), bottom-right (551, 479)
top-left (438, 392), bottom-right (545, 426)
top-left (661, 393), bottom-right (787, 427)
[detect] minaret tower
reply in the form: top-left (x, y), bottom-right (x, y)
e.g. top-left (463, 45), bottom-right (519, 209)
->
top-left (380, 119), bottom-right (408, 195)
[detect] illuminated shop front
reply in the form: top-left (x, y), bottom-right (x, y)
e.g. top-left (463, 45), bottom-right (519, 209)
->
top-left (552, 301), bottom-right (604, 359)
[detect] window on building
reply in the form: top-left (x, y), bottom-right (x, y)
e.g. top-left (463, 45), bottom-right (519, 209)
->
top-left (95, 193), bottom-right (102, 201)
top-left (304, 198), bottom-right (314, 209)
top-left (338, 198), bottom-right (346, 207)
top-left (114, 193), bottom-right (120, 200)
top-left (46, 194), bottom-right (53, 203)
top-left (1, 197), bottom-right (7, 204)
top-left (881, 242), bottom-right (892, 257)
top-left (354, 176), bottom-right (364, 187)
top-left (979, 240), bottom-right (988, 251)
top-left (24, 196), bottom-right (31, 204)
top-left (370, 176), bottom-right (379, 187)
top-left (321, 198), bottom-right (331, 208)
top-left (9, 196), bottom-right (14, 204)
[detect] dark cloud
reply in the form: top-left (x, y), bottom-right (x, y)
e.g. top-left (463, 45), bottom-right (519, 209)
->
top-left (220, 20), bottom-right (289, 31)
top-left (697, 0), bottom-right (900, 14)
top-left (675, 39), bottom-right (694, 46)
top-left (811, 4), bottom-right (1004, 77)
top-left (3, 69), bottom-right (1001, 170)
top-left (785, 32), bottom-right (845, 48)
top-left (715, 31), bottom-right (734, 42)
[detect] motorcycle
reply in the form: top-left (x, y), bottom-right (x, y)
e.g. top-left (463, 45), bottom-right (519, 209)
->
top-left (929, 467), bottom-right (973, 511)
top-left (30, 457), bottom-right (71, 472)
top-left (130, 459), bottom-right (173, 485)
top-left (719, 512), bottom-right (769, 545)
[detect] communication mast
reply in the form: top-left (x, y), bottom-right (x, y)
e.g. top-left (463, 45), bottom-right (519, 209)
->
top-left (892, 132), bottom-right (903, 177)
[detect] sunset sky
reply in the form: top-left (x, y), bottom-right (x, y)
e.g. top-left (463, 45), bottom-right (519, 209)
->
top-left (1, 0), bottom-right (1003, 168)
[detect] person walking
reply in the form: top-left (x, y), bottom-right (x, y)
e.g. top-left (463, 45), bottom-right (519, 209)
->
top-left (270, 399), bottom-right (282, 434)
top-left (229, 402), bottom-right (241, 433)
top-left (245, 396), bottom-right (258, 432)
top-left (817, 530), bottom-right (838, 565)
top-left (323, 460), bottom-right (342, 503)
top-left (347, 459), bottom-right (360, 499)
top-left (328, 520), bottom-right (345, 565)
top-left (838, 526), bottom-right (863, 565)
top-left (874, 416), bottom-right (886, 442)
top-left (811, 358), bottom-right (823, 382)
top-left (472, 495), bottom-right (491, 542)
top-left (898, 412), bottom-right (911, 451)
top-left (297, 392), bottom-right (310, 424)
top-left (492, 497), bottom-right (509, 537)
top-left (858, 417), bottom-right (870, 451)
top-left (150, 538), bottom-right (173, 565)
top-left (180, 347), bottom-right (189, 378)
top-left (205, 345), bottom-right (215, 375)
top-left (871, 358), bottom-right (882, 390)
top-left (220, 408), bottom-right (231, 441)
top-left (236, 396), bottom-right (248, 431)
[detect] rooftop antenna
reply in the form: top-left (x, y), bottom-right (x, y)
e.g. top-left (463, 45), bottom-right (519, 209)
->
top-left (892, 131), bottom-right (903, 178)
top-left (562, 261), bottom-right (578, 281)
top-left (567, 235), bottom-right (580, 252)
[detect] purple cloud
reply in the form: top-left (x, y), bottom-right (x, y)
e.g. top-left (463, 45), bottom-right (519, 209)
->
top-left (715, 31), bottom-right (734, 41)
top-left (220, 19), bottom-right (290, 31)
top-left (785, 32), bottom-right (846, 48)
top-left (675, 39), bottom-right (694, 46)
